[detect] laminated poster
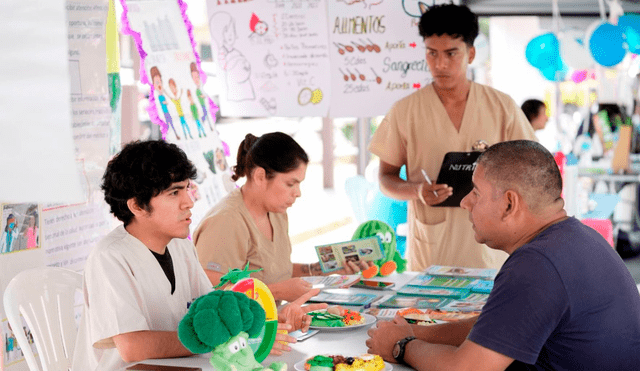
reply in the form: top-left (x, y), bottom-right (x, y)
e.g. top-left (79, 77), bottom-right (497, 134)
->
top-left (122, 0), bottom-right (235, 231)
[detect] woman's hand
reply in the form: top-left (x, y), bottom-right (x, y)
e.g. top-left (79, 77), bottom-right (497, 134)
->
top-left (278, 288), bottom-right (328, 332)
top-left (336, 260), bottom-right (375, 275)
top-left (269, 277), bottom-right (313, 303)
top-left (269, 323), bottom-right (295, 356)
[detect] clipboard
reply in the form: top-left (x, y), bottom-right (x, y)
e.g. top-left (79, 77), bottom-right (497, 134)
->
top-left (433, 151), bottom-right (481, 207)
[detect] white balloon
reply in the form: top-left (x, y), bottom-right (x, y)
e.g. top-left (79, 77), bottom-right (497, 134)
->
top-left (471, 33), bottom-right (489, 67)
top-left (560, 28), bottom-right (595, 70)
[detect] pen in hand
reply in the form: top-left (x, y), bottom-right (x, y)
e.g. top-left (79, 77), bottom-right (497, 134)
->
top-left (421, 169), bottom-right (439, 197)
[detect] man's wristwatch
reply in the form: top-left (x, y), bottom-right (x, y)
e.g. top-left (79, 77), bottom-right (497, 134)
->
top-left (392, 336), bottom-right (416, 364)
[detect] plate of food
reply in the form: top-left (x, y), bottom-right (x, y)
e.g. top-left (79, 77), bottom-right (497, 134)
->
top-left (308, 306), bottom-right (376, 330)
top-left (294, 354), bottom-right (393, 371)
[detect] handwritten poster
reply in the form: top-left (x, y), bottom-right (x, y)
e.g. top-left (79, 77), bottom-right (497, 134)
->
top-left (38, 0), bottom-right (115, 271)
top-left (123, 0), bottom-right (235, 231)
top-left (206, 0), bottom-right (332, 117)
top-left (327, 0), bottom-right (437, 117)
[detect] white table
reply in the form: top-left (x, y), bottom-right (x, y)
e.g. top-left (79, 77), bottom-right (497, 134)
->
top-left (142, 273), bottom-right (419, 371)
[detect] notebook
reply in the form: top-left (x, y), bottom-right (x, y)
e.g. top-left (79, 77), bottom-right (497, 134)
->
top-left (434, 151), bottom-right (482, 207)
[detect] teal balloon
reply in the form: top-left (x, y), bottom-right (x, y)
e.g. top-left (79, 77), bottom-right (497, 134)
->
top-left (540, 63), bottom-right (568, 81)
top-left (589, 22), bottom-right (626, 67)
top-left (526, 33), bottom-right (561, 70)
top-left (619, 13), bottom-right (640, 53)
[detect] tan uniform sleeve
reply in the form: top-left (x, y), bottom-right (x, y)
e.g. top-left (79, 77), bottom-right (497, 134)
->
top-left (193, 211), bottom-right (250, 274)
top-left (369, 102), bottom-right (408, 168)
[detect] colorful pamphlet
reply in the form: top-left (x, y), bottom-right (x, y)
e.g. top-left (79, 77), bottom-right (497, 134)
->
top-left (426, 309), bottom-right (481, 322)
top-left (377, 295), bottom-right (452, 309)
top-left (396, 286), bottom-right (469, 299)
top-left (307, 291), bottom-right (378, 306)
top-left (424, 265), bottom-right (498, 280)
top-left (439, 293), bottom-right (489, 312)
top-left (315, 236), bottom-right (385, 273)
top-left (471, 280), bottom-right (494, 293)
top-left (301, 275), bottom-right (361, 289)
top-left (406, 275), bottom-right (480, 290)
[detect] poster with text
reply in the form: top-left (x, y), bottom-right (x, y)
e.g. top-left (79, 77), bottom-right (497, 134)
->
top-left (40, 0), bottom-right (114, 270)
top-left (124, 0), bottom-right (235, 231)
top-left (206, 0), bottom-right (332, 117)
top-left (327, 0), bottom-right (435, 117)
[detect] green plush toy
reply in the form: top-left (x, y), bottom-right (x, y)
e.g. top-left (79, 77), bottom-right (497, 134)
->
top-left (178, 290), bottom-right (286, 371)
top-left (352, 220), bottom-right (407, 278)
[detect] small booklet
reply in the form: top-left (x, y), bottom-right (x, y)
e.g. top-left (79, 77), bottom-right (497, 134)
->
top-left (406, 275), bottom-right (480, 290)
top-left (126, 364), bottom-right (202, 371)
top-left (307, 291), bottom-right (378, 306)
top-left (315, 236), bottom-right (384, 273)
top-left (426, 309), bottom-right (481, 322)
top-left (377, 295), bottom-right (452, 309)
top-left (424, 265), bottom-right (498, 280)
top-left (433, 151), bottom-right (482, 207)
top-left (439, 293), bottom-right (490, 312)
top-left (301, 275), bottom-right (361, 289)
top-left (470, 280), bottom-right (494, 294)
top-left (396, 286), bottom-right (469, 299)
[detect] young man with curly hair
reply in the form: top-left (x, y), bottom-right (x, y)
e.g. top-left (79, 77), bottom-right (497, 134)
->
top-left (73, 140), bottom-right (323, 370)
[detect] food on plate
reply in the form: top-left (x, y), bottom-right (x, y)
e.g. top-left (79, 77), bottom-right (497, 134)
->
top-left (310, 306), bottom-right (365, 327)
top-left (304, 354), bottom-right (384, 371)
top-left (398, 308), bottom-right (436, 325)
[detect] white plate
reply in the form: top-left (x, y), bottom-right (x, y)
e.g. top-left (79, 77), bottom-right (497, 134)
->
top-left (309, 313), bottom-right (376, 330)
top-left (293, 358), bottom-right (393, 371)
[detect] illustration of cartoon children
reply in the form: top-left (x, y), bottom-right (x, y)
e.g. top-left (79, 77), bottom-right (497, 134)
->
top-left (150, 66), bottom-right (180, 140)
top-left (165, 78), bottom-right (194, 140)
top-left (24, 213), bottom-right (38, 249)
top-left (187, 90), bottom-right (207, 138)
top-left (190, 62), bottom-right (214, 131)
top-left (209, 11), bottom-right (255, 102)
top-left (1, 214), bottom-right (18, 254)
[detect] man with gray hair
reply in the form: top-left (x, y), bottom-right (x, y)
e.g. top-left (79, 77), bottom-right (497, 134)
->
top-left (366, 140), bottom-right (640, 370)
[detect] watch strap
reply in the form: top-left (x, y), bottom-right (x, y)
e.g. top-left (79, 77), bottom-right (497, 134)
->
top-left (393, 336), bottom-right (416, 364)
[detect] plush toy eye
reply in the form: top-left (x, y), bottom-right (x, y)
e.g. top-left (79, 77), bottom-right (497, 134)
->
top-left (228, 341), bottom-right (240, 354)
top-left (384, 232), bottom-right (392, 243)
top-left (239, 337), bottom-right (247, 348)
top-left (376, 232), bottom-right (384, 242)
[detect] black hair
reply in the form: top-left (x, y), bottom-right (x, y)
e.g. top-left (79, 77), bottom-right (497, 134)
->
top-left (478, 140), bottom-right (562, 212)
top-left (418, 3), bottom-right (479, 47)
top-left (102, 140), bottom-right (197, 226)
top-left (232, 132), bottom-right (309, 181)
top-left (521, 99), bottom-right (546, 123)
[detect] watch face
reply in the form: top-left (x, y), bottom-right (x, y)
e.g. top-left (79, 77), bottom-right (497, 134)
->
top-left (392, 343), bottom-right (401, 359)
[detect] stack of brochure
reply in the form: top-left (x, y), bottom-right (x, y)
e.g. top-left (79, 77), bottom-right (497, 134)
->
top-left (376, 265), bottom-right (496, 312)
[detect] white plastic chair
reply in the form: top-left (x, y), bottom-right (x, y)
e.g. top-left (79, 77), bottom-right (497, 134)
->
top-left (3, 267), bottom-right (82, 371)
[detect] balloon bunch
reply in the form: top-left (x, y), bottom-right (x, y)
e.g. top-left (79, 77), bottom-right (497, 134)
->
top-left (526, 13), bottom-right (640, 81)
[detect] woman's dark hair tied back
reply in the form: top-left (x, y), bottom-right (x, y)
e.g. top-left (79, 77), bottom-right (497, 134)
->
top-left (232, 132), bottom-right (308, 181)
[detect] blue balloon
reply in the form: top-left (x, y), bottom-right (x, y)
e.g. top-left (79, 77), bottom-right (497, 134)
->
top-left (540, 61), bottom-right (568, 82)
top-left (619, 13), bottom-right (640, 53)
top-left (589, 22), bottom-right (626, 67)
top-left (526, 33), bottom-right (561, 69)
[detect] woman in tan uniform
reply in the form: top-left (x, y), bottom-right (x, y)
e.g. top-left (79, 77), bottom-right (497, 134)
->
top-left (194, 132), bottom-right (370, 303)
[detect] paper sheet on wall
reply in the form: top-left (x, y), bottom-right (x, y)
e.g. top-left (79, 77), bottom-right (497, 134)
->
top-left (327, 0), bottom-right (435, 117)
top-left (206, 0), bottom-right (332, 117)
top-left (123, 0), bottom-right (235, 231)
top-left (0, 0), bottom-right (84, 204)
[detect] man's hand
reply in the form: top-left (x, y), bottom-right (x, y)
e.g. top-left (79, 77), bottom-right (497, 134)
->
top-left (278, 288), bottom-right (328, 332)
top-left (365, 315), bottom-right (415, 363)
top-left (417, 182), bottom-right (453, 206)
top-left (269, 277), bottom-right (313, 302)
top-left (270, 323), bottom-right (295, 356)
